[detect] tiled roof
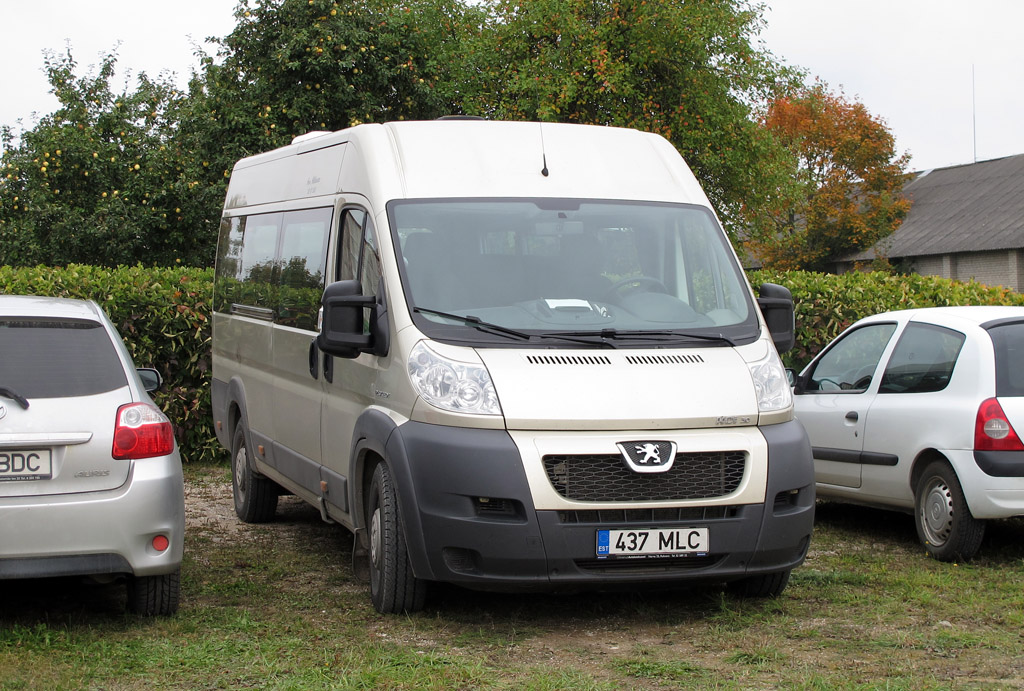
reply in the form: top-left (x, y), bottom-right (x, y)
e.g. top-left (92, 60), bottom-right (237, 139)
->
top-left (847, 153), bottom-right (1024, 261)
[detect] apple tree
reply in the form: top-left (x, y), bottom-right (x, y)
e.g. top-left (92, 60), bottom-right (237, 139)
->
top-left (180, 0), bottom-right (483, 187)
top-left (0, 49), bottom-right (218, 266)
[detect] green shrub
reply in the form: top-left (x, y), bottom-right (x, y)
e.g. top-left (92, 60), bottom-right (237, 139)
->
top-left (750, 270), bottom-right (1024, 370)
top-left (0, 264), bottom-right (218, 463)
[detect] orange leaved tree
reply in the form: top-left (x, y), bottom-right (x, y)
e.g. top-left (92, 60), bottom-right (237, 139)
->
top-left (748, 83), bottom-right (911, 271)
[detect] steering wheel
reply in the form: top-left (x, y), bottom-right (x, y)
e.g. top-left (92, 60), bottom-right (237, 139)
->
top-left (603, 276), bottom-right (669, 299)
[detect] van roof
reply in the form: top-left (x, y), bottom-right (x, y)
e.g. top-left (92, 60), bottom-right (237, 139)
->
top-left (226, 120), bottom-right (711, 210)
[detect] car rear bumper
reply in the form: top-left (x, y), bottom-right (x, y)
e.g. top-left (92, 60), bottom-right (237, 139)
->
top-left (947, 449), bottom-right (1024, 519)
top-left (0, 454), bottom-right (184, 579)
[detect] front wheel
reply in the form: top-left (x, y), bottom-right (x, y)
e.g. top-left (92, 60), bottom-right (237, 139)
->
top-left (231, 424), bottom-right (278, 523)
top-left (366, 462), bottom-right (427, 614)
top-left (914, 460), bottom-right (985, 561)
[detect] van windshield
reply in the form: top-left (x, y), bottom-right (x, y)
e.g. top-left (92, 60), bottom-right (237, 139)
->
top-left (390, 198), bottom-right (758, 347)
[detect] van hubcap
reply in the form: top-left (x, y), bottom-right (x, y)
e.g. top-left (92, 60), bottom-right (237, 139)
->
top-left (369, 508), bottom-right (382, 569)
top-left (234, 445), bottom-right (250, 503)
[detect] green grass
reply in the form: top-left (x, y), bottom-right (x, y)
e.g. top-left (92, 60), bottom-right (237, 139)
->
top-left (2, 466), bottom-right (1024, 689)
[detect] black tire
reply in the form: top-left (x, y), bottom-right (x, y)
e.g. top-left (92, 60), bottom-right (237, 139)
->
top-left (728, 569), bottom-right (791, 598)
top-left (127, 567), bottom-right (180, 616)
top-left (366, 462), bottom-right (427, 614)
top-left (231, 423), bottom-right (278, 523)
top-left (915, 460), bottom-right (985, 561)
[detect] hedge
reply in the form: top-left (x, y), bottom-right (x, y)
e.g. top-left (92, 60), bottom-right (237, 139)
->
top-left (750, 269), bottom-right (1024, 370)
top-left (3, 265), bottom-right (1023, 463)
top-left (0, 265), bottom-right (217, 463)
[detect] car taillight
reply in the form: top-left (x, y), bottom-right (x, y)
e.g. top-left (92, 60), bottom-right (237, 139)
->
top-left (112, 403), bottom-right (175, 459)
top-left (974, 398), bottom-right (1024, 451)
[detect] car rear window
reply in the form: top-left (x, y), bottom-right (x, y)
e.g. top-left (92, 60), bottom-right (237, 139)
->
top-left (0, 318), bottom-right (128, 398)
top-left (988, 321), bottom-right (1024, 397)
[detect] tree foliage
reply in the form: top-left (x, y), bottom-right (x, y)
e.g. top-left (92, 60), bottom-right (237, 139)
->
top-left (748, 83), bottom-right (911, 271)
top-left (464, 0), bottom-right (804, 238)
top-left (181, 0), bottom-right (482, 186)
top-left (5, 0), bottom-right (901, 270)
top-left (0, 50), bottom-right (219, 267)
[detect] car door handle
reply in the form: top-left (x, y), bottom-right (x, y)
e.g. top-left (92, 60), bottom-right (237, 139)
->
top-left (845, 411), bottom-right (859, 422)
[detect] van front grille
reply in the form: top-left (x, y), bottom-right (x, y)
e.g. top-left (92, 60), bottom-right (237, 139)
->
top-left (543, 452), bottom-right (746, 502)
top-left (556, 506), bottom-right (740, 524)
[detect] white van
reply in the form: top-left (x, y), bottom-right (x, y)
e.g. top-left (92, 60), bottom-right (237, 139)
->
top-left (212, 120), bottom-right (814, 613)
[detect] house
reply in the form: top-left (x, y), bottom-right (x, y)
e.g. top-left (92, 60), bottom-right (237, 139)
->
top-left (835, 153), bottom-right (1024, 290)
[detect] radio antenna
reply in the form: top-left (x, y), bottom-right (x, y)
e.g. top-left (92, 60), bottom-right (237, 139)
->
top-left (539, 123), bottom-right (550, 177)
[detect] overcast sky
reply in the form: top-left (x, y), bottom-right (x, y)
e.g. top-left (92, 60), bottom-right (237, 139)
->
top-left (3, 1), bottom-right (1024, 172)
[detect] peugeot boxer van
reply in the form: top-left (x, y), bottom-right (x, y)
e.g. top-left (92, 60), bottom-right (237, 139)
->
top-left (212, 120), bottom-right (814, 613)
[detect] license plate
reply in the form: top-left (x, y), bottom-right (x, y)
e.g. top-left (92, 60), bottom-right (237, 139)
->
top-left (597, 527), bottom-right (709, 558)
top-left (0, 450), bottom-right (53, 481)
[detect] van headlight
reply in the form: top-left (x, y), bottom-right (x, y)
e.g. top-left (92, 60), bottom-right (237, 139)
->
top-left (749, 347), bottom-right (792, 413)
top-left (408, 341), bottom-right (502, 416)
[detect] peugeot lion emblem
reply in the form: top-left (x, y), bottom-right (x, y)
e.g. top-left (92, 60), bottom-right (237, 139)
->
top-left (616, 440), bottom-right (677, 473)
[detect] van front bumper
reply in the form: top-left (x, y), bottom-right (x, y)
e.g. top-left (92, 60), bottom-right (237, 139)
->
top-left (387, 420), bottom-right (814, 590)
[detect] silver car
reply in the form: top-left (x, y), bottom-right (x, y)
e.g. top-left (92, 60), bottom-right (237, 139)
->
top-left (793, 306), bottom-right (1024, 561)
top-left (0, 296), bottom-right (184, 615)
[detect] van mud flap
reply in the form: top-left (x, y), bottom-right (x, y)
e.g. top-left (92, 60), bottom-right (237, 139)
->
top-left (351, 527), bottom-right (370, 581)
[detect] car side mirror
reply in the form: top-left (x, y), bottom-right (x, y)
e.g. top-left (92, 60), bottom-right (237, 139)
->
top-left (757, 283), bottom-right (796, 354)
top-left (137, 368), bottom-right (163, 393)
top-left (317, 279), bottom-right (389, 359)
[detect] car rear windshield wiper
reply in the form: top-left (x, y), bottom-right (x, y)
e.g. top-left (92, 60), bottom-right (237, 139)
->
top-left (0, 385), bottom-right (30, 409)
top-left (413, 307), bottom-right (616, 348)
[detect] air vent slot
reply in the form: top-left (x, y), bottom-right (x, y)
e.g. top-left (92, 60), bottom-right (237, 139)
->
top-left (526, 355), bottom-right (612, 366)
top-left (625, 354), bottom-right (705, 365)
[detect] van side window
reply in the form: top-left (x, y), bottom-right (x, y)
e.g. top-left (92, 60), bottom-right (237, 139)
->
top-left (237, 212), bottom-right (282, 312)
top-left (278, 207), bottom-right (332, 330)
top-left (339, 209), bottom-right (365, 282)
top-left (213, 216), bottom-right (245, 313)
top-left (214, 207), bottom-right (332, 326)
top-left (360, 218), bottom-right (382, 299)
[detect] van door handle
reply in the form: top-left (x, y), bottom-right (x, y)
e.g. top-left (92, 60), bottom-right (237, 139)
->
top-left (308, 340), bottom-right (319, 380)
top-left (845, 411), bottom-right (859, 422)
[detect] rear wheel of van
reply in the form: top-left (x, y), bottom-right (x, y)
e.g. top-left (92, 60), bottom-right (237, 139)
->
top-left (231, 424), bottom-right (278, 523)
top-left (914, 460), bottom-right (985, 562)
top-left (367, 462), bottom-right (427, 614)
top-left (728, 569), bottom-right (791, 598)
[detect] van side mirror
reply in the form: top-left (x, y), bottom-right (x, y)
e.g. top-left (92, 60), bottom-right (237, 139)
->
top-left (756, 282), bottom-right (796, 354)
top-left (317, 279), bottom-right (390, 359)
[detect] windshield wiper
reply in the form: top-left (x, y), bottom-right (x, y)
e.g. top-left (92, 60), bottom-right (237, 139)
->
top-left (414, 307), bottom-right (531, 340)
top-left (413, 307), bottom-right (616, 348)
top-left (0, 385), bottom-right (30, 410)
top-left (546, 329), bottom-right (736, 347)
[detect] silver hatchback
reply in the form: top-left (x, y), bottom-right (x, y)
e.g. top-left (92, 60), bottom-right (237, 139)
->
top-left (0, 296), bottom-right (184, 615)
